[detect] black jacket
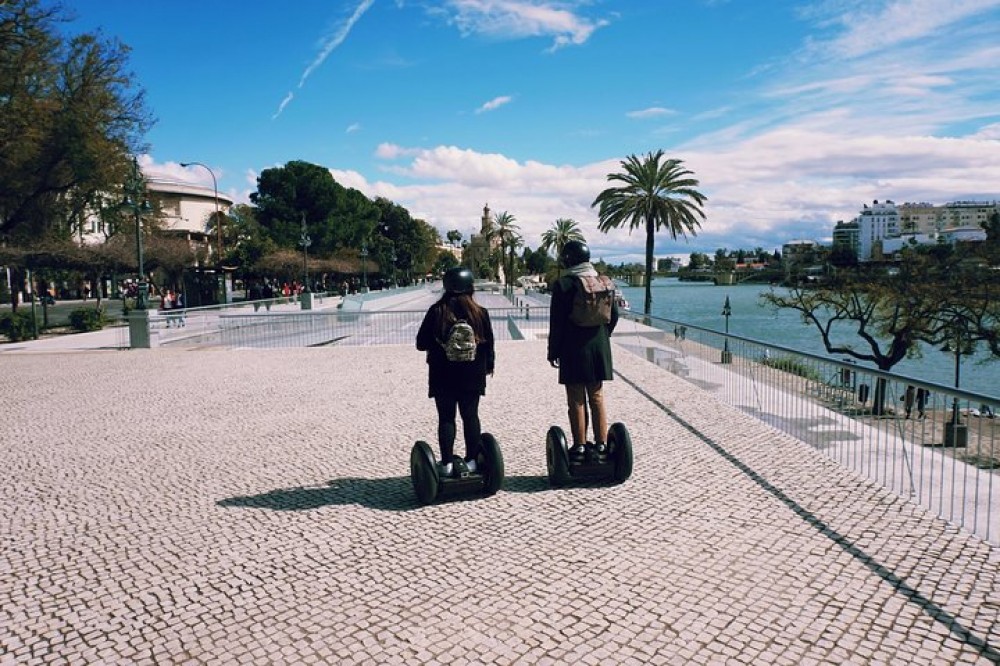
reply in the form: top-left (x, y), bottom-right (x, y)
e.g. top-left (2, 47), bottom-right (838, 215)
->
top-left (547, 273), bottom-right (619, 385)
top-left (416, 302), bottom-right (495, 398)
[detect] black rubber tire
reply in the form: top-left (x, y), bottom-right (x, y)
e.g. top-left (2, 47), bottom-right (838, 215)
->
top-left (546, 425), bottom-right (570, 487)
top-left (410, 440), bottom-right (440, 505)
top-left (480, 432), bottom-right (504, 497)
top-left (608, 422), bottom-right (633, 483)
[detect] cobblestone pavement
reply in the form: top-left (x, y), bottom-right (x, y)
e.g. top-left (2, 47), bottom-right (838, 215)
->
top-left (2, 342), bottom-right (999, 665)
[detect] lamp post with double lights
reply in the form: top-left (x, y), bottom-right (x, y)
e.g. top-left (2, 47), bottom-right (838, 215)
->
top-left (122, 157), bottom-right (153, 348)
top-left (721, 295), bottom-right (733, 364)
top-left (180, 161), bottom-right (225, 303)
top-left (122, 157), bottom-right (152, 310)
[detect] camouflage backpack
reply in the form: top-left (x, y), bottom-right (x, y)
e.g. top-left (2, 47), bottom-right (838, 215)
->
top-left (441, 319), bottom-right (477, 362)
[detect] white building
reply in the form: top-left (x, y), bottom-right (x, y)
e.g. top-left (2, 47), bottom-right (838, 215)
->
top-left (857, 200), bottom-right (899, 261)
top-left (77, 176), bottom-right (234, 262)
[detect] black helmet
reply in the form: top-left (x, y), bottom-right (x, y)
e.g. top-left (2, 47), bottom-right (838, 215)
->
top-left (559, 240), bottom-right (591, 268)
top-left (443, 266), bottom-right (474, 295)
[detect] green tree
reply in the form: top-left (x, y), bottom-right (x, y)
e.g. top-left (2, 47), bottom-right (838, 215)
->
top-left (540, 218), bottom-right (584, 259)
top-left (493, 211), bottom-right (519, 291)
top-left (1, 2), bottom-right (151, 240)
top-left (250, 161), bottom-right (378, 255)
top-left (688, 252), bottom-right (711, 270)
top-left (761, 251), bottom-right (999, 415)
top-left (446, 229), bottom-right (462, 247)
top-left (432, 249), bottom-right (459, 276)
top-left (593, 151), bottom-right (707, 316)
top-left (1, 0), bottom-right (152, 307)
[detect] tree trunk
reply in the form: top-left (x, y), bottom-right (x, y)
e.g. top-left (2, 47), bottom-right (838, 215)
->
top-left (644, 217), bottom-right (654, 317)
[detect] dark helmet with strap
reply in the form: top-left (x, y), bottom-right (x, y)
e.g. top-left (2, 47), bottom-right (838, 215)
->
top-left (559, 240), bottom-right (591, 268)
top-left (443, 266), bottom-right (475, 295)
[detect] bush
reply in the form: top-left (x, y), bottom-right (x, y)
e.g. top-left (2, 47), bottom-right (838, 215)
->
top-left (765, 355), bottom-right (820, 382)
top-left (68, 307), bottom-right (106, 332)
top-left (0, 311), bottom-right (36, 342)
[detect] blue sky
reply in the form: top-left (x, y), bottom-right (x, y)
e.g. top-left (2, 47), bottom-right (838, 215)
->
top-left (67, 0), bottom-right (1000, 264)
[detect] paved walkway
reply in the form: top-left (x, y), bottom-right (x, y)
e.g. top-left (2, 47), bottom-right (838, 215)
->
top-left (2, 294), bottom-right (1000, 664)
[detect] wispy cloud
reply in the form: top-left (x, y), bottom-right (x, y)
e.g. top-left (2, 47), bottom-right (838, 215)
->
top-left (272, 0), bottom-right (375, 119)
top-left (626, 107), bottom-right (675, 119)
top-left (475, 95), bottom-right (513, 114)
top-left (803, 0), bottom-right (1000, 59)
top-left (346, 123), bottom-right (361, 134)
top-left (272, 92), bottom-right (294, 120)
top-left (441, 0), bottom-right (609, 51)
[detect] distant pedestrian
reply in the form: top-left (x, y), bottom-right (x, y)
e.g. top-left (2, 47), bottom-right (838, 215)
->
top-left (903, 385), bottom-right (916, 419)
top-left (916, 388), bottom-right (929, 419)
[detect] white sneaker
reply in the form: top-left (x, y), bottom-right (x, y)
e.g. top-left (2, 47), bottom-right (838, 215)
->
top-left (466, 458), bottom-right (478, 474)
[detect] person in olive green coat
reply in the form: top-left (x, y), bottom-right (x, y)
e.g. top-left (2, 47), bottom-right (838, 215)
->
top-left (547, 240), bottom-right (619, 461)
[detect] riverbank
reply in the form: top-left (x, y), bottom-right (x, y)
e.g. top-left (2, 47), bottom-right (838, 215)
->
top-left (652, 329), bottom-right (1000, 468)
top-left (620, 278), bottom-right (998, 398)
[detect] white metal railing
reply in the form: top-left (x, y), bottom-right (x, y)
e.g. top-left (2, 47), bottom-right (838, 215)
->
top-left (613, 311), bottom-right (999, 545)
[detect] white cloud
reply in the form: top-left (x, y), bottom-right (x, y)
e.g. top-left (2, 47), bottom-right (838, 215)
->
top-left (272, 0), bottom-right (374, 119)
top-left (272, 92), bottom-right (294, 120)
top-left (346, 123), bottom-right (362, 134)
top-left (808, 0), bottom-right (1000, 59)
top-left (442, 0), bottom-right (609, 50)
top-left (626, 107), bottom-right (675, 119)
top-left (475, 95), bottom-right (513, 113)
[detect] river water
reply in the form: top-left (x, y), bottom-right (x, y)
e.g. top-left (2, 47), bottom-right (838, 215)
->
top-left (617, 278), bottom-right (998, 399)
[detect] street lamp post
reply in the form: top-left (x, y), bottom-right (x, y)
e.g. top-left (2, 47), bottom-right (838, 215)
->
top-left (180, 161), bottom-right (224, 303)
top-left (122, 157), bottom-right (152, 311)
top-left (942, 325), bottom-right (971, 447)
top-left (390, 248), bottom-right (397, 288)
top-left (122, 157), bottom-right (152, 348)
top-left (299, 214), bottom-right (312, 309)
top-left (721, 295), bottom-right (733, 364)
top-left (360, 244), bottom-right (369, 292)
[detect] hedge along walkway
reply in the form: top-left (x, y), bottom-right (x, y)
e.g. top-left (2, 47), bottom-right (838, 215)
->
top-left (1, 342), bottom-right (998, 664)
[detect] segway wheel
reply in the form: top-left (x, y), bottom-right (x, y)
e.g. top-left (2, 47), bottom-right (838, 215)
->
top-left (480, 432), bottom-right (505, 497)
top-left (608, 422), bottom-right (633, 483)
top-left (546, 425), bottom-right (570, 487)
top-left (410, 440), bottom-right (440, 505)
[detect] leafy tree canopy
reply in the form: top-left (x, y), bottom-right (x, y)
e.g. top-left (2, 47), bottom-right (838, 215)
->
top-left (0, 0), bottom-right (152, 243)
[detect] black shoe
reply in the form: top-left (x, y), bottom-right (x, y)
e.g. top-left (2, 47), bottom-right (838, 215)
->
top-left (569, 444), bottom-right (586, 460)
top-left (584, 443), bottom-right (601, 464)
top-left (451, 456), bottom-right (470, 478)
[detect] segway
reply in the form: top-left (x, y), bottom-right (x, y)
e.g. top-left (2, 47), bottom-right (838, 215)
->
top-left (546, 422), bottom-right (633, 487)
top-left (410, 433), bottom-right (505, 505)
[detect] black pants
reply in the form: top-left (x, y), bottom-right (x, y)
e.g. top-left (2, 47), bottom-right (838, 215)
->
top-left (434, 393), bottom-right (482, 463)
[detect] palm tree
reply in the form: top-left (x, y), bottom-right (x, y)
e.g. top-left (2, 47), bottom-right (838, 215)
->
top-left (540, 218), bottom-right (585, 259)
top-left (493, 211), bottom-right (519, 293)
top-left (592, 150), bottom-right (707, 317)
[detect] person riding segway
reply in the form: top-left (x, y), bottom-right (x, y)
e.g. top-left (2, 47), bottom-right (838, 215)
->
top-left (411, 267), bottom-right (504, 504)
top-left (545, 240), bottom-right (632, 486)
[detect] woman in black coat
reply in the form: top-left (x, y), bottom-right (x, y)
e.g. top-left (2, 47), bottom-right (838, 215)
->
top-left (547, 240), bottom-right (619, 460)
top-left (416, 267), bottom-right (495, 477)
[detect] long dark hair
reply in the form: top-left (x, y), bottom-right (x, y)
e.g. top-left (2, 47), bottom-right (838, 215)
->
top-left (435, 292), bottom-right (488, 341)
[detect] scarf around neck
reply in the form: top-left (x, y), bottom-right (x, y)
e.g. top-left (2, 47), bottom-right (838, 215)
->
top-left (566, 262), bottom-right (598, 278)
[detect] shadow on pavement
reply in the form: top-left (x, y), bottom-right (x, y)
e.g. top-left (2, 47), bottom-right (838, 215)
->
top-left (217, 476), bottom-right (417, 512)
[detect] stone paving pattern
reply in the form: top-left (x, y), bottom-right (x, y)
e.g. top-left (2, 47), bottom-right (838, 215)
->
top-left (2, 341), bottom-right (1000, 664)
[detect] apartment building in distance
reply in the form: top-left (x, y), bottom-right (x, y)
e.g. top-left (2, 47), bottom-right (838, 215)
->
top-left (846, 199), bottom-right (995, 261)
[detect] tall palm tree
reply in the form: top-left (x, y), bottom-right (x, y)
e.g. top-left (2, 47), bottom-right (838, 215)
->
top-left (540, 218), bottom-right (585, 260)
top-left (592, 150), bottom-right (707, 317)
top-left (493, 211), bottom-right (519, 292)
